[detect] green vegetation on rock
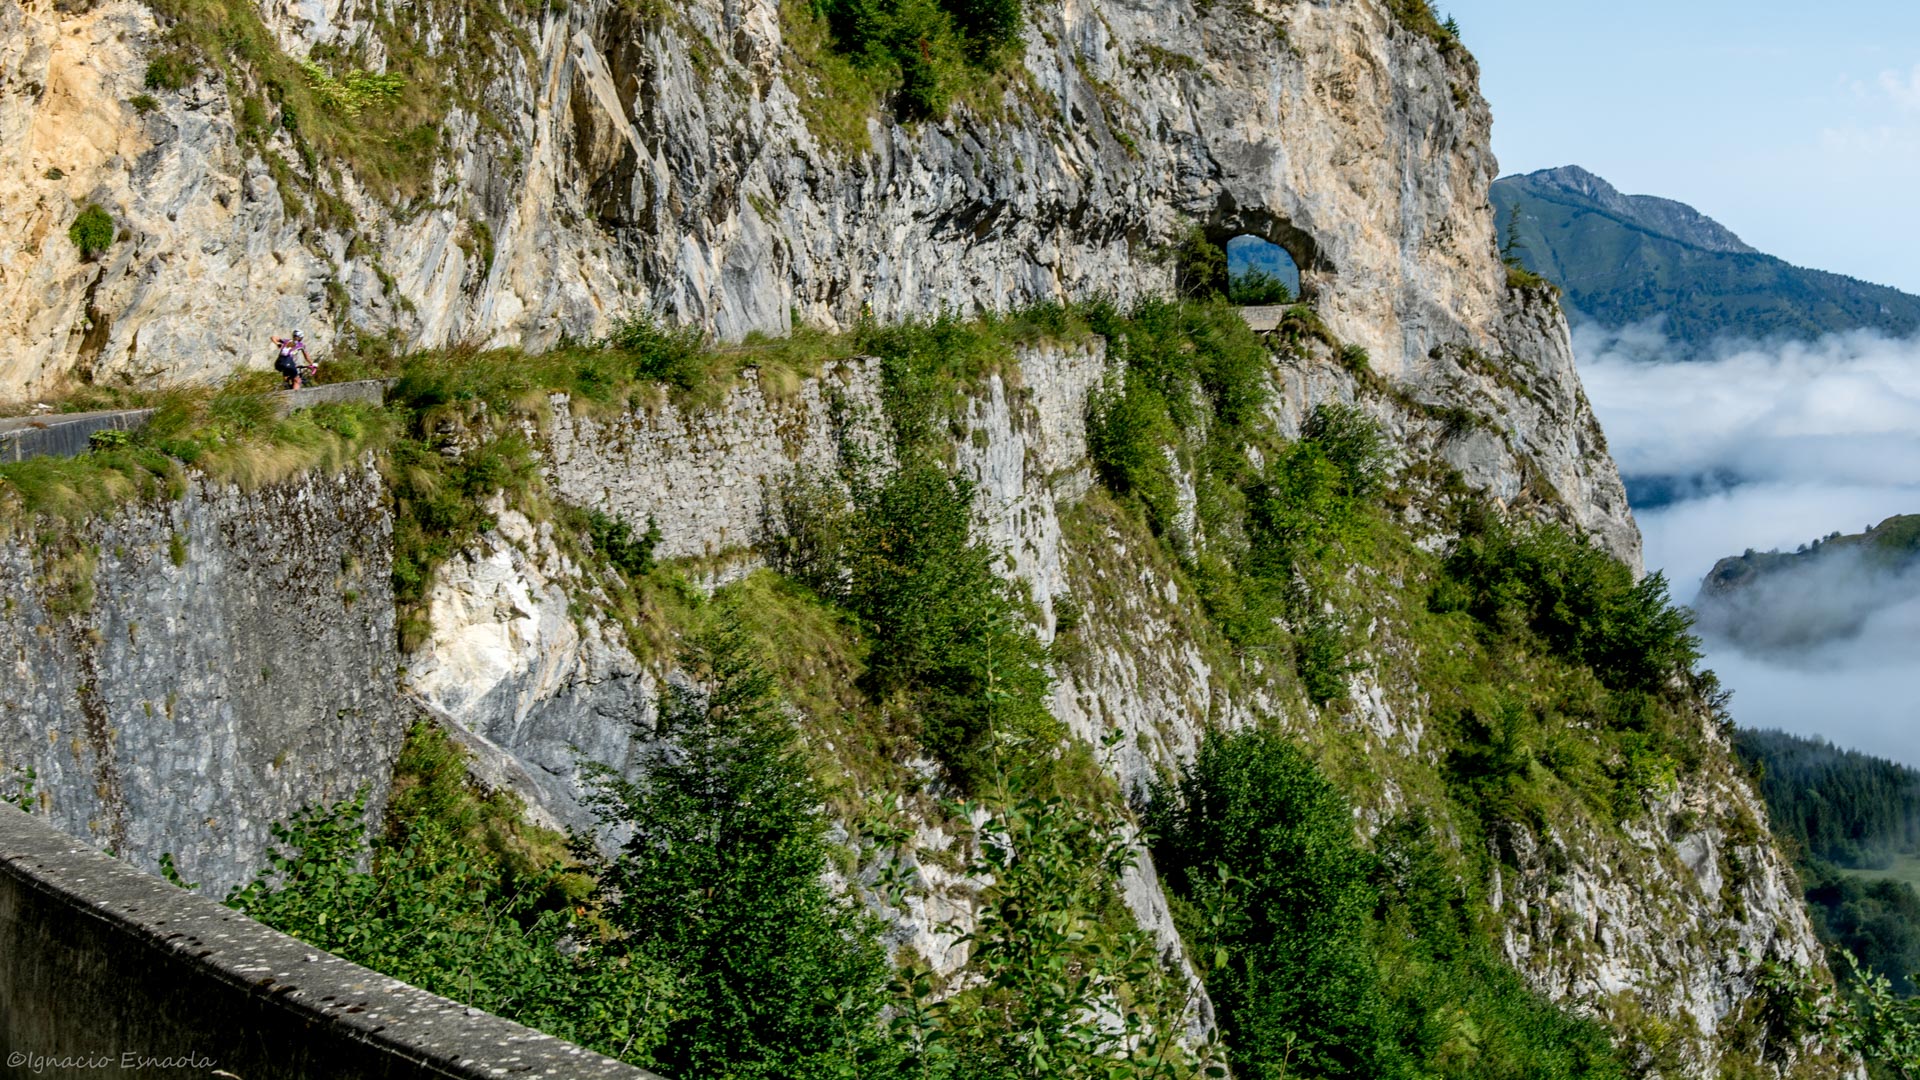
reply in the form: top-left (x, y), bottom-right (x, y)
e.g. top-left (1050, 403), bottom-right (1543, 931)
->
top-left (68, 204), bottom-right (116, 260)
top-left (223, 723), bottom-right (671, 1058)
top-left (0, 384), bottom-right (392, 532)
top-left (75, 296), bottom-right (1867, 1077)
top-left (781, 0), bottom-right (1030, 140)
top-left (140, 0), bottom-right (523, 212)
top-left (1151, 730), bottom-right (1623, 1080)
top-left (582, 621), bottom-right (898, 1079)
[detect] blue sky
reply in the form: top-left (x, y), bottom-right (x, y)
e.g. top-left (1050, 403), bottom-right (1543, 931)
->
top-left (1442, 1), bottom-right (1920, 293)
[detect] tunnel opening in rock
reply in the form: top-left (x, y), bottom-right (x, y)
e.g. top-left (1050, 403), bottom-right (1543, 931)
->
top-left (1175, 211), bottom-right (1323, 304)
top-left (1226, 235), bottom-right (1299, 304)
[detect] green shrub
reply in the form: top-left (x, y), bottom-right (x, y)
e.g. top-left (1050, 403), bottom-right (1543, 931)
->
top-left (941, 0), bottom-right (1023, 60)
top-left (894, 788), bottom-right (1212, 1079)
top-left (815, 0), bottom-right (1024, 120)
top-left (299, 60), bottom-right (404, 117)
top-left (1175, 227), bottom-right (1228, 299)
top-left (1803, 864), bottom-right (1920, 998)
top-left (1386, 0), bottom-right (1459, 49)
top-left (841, 462), bottom-right (1056, 783)
top-left (1100, 297), bottom-right (1267, 433)
top-left (1431, 513), bottom-right (1699, 694)
top-left (143, 50), bottom-right (196, 91)
top-left (1244, 406), bottom-right (1386, 578)
top-left (602, 314), bottom-right (709, 392)
top-left (1087, 377), bottom-right (1183, 537)
top-left (1338, 342), bottom-right (1372, 375)
top-left (1149, 730), bottom-right (1394, 1078)
top-left (1228, 268), bottom-right (1293, 305)
top-left (1150, 731), bottom-right (1627, 1080)
top-left (224, 726), bottom-right (669, 1060)
top-left (129, 93), bottom-right (161, 114)
top-left (1763, 952), bottom-right (1920, 1078)
top-left (860, 311), bottom-right (1008, 453)
top-left (1279, 302), bottom-right (1339, 349)
top-left (382, 426), bottom-right (538, 645)
top-left (774, 456), bottom-right (1054, 788)
top-left (1295, 611), bottom-right (1351, 705)
top-left (1303, 404), bottom-right (1387, 500)
top-left (68, 204), bottom-right (116, 260)
top-left (585, 509), bottom-right (660, 579)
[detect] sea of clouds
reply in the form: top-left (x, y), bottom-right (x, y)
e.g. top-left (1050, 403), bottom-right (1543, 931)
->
top-left (1574, 325), bottom-right (1920, 765)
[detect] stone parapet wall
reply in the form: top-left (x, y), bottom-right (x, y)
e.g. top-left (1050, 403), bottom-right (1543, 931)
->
top-left (0, 803), bottom-right (655, 1080)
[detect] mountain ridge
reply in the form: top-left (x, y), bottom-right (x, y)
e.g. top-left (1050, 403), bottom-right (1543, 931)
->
top-left (1492, 166), bottom-right (1920, 351)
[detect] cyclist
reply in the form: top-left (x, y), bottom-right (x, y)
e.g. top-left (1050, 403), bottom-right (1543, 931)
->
top-left (272, 330), bottom-right (314, 389)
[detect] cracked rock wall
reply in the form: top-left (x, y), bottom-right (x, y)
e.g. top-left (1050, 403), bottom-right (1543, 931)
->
top-left (15, 0), bottom-right (1528, 410)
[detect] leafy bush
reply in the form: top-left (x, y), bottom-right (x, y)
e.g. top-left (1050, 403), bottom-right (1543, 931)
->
top-left (1804, 865), bottom-right (1920, 998)
top-left (1150, 731), bottom-right (1627, 1080)
top-left (225, 726), bottom-right (672, 1059)
top-left (1386, 0), bottom-right (1460, 49)
top-left (1228, 268), bottom-right (1293, 305)
top-left (1302, 404), bottom-right (1388, 500)
top-left (844, 463), bottom-right (1057, 782)
top-left (892, 789), bottom-right (1216, 1079)
top-left (816, 0), bottom-right (1025, 119)
top-left (299, 60), bottom-right (404, 117)
top-left (1245, 406), bottom-right (1385, 579)
top-left (1150, 730), bottom-right (1389, 1078)
top-left (1087, 376), bottom-right (1183, 538)
top-left (602, 314), bottom-right (709, 392)
top-left (381, 424), bottom-right (538, 646)
top-left (1764, 952), bottom-right (1920, 1078)
top-left (68, 204), bottom-right (116, 260)
top-left (1431, 513), bottom-right (1699, 694)
top-left (1175, 228), bottom-right (1228, 300)
top-left (860, 311), bottom-right (1010, 453)
top-left (585, 509), bottom-right (660, 579)
top-left (1099, 298), bottom-right (1269, 434)
top-left (144, 50), bottom-right (196, 90)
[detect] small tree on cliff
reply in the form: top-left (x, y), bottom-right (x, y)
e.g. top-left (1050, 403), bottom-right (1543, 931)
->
top-left (584, 620), bottom-right (898, 1080)
top-left (68, 204), bottom-right (117, 261)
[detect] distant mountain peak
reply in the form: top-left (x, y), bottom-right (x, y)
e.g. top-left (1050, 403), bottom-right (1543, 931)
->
top-left (1490, 166), bottom-right (1920, 351)
top-left (1509, 166), bottom-right (1759, 255)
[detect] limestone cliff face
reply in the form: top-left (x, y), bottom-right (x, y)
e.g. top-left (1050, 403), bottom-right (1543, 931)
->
top-left (402, 499), bottom-right (654, 835)
top-left (9, 0), bottom-right (1507, 409)
top-left (0, 464), bottom-right (401, 893)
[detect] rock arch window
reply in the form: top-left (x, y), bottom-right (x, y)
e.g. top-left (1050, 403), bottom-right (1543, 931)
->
top-left (1226, 235), bottom-right (1299, 304)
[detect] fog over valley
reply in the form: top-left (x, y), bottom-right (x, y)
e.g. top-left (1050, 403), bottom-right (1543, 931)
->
top-left (1577, 325), bottom-right (1920, 766)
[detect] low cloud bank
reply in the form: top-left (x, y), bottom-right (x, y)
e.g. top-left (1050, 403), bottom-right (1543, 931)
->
top-left (1577, 324), bottom-right (1920, 493)
top-left (1694, 546), bottom-right (1920, 660)
top-left (1574, 325), bottom-right (1920, 765)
